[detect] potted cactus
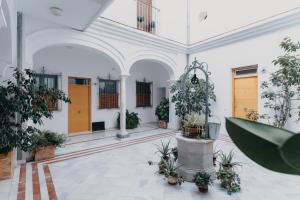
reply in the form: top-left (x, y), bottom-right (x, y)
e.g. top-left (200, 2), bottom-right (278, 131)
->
top-left (155, 140), bottom-right (171, 174)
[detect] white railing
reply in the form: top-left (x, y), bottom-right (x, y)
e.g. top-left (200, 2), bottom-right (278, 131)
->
top-left (136, 0), bottom-right (159, 34)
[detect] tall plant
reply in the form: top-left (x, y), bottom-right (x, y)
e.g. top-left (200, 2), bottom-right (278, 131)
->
top-left (170, 75), bottom-right (216, 119)
top-left (261, 37), bottom-right (300, 128)
top-left (0, 69), bottom-right (70, 154)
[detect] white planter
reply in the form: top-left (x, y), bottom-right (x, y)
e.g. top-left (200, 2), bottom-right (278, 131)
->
top-left (176, 133), bottom-right (216, 182)
top-left (208, 122), bottom-right (221, 140)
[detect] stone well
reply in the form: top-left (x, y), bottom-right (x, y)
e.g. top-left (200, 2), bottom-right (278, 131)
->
top-left (176, 133), bottom-right (216, 182)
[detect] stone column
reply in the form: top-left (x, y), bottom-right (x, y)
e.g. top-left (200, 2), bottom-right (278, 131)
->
top-left (167, 79), bottom-right (180, 130)
top-left (117, 74), bottom-right (129, 138)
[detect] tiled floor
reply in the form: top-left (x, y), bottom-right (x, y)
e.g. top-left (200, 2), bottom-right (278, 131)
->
top-left (3, 124), bottom-right (300, 200)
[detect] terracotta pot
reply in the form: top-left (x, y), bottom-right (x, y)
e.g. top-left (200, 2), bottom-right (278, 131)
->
top-left (35, 145), bottom-right (55, 161)
top-left (158, 120), bottom-right (168, 129)
top-left (167, 176), bottom-right (178, 185)
top-left (0, 151), bottom-right (13, 180)
top-left (198, 185), bottom-right (209, 193)
top-left (185, 127), bottom-right (199, 138)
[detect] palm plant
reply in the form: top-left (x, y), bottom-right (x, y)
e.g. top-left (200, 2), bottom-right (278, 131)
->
top-left (155, 140), bottom-right (171, 160)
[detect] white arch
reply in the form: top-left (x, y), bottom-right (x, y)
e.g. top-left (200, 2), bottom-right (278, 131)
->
top-left (26, 28), bottom-right (126, 73)
top-left (126, 50), bottom-right (177, 79)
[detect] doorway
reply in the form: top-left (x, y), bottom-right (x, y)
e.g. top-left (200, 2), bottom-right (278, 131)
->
top-left (232, 66), bottom-right (258, 119)
top-left (68, 77), bottom-right (91, 134)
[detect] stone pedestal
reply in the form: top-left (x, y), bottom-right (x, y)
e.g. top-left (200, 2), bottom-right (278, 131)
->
top-left (176, 133), bottom-right (216, 182)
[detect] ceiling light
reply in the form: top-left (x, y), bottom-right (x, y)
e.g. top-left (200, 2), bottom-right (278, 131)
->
top-left (198, 11), bottom-right (208, 22)
top-left (49, 7), bottom-right (63, 17)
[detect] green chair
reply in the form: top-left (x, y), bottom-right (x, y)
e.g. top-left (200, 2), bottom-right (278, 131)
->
top-left (226, 117), bottom-right (300, 175)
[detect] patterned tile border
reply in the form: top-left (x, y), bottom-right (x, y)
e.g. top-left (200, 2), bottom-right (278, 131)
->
top-left (17, 164), bottom-right (26, 200)
top-left (17, 132), bottom-right (232, 200)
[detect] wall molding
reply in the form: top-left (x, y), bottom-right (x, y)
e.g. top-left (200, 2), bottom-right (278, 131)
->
top-left (89, 9), bottom-right (300, 55)
top-left (188, 9), bottom-right (300, 54)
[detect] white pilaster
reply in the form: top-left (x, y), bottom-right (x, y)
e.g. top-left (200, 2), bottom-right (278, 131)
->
top-left (117, 74), bottom-right (129, 138)
top-left (167, 79), bottom-right (180, 130)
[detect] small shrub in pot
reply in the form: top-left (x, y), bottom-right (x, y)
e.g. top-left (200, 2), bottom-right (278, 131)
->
top-left (33, 130), bottom-right (66, 161)
top-left (194, 172), bottom-right (213, 193)
top-left (155, 98), bottom-right (169, 129)
top-left (217, 169), bottom-right (241, 195)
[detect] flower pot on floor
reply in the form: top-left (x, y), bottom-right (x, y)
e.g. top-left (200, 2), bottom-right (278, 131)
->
top-left (35, 145), bottom-right (55, 161)
top-left (0, 152), bottom-right (13, 180)
top-left (167, 176), bottom-right (178, 185)
top-left (158, 120), bottom-right (168, 129)
top-left (198, 185), bottom-right (209, 193)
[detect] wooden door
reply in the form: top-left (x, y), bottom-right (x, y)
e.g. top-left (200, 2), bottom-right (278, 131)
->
top-left (68, 77), bottom-right (91, 134)
top-left (137, 0), bottom-right (152, 32)
top-left (232, 67), bottom-right (258, 119)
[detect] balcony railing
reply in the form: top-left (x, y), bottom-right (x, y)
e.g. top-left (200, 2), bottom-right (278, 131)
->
top-left (136, 0), bottom-right (159, 34)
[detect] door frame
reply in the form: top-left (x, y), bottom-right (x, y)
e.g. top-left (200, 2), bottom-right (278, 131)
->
top-left (68, 76), bottom-right (92, 134)
top-left (232, 65), bottom-right (258, 117)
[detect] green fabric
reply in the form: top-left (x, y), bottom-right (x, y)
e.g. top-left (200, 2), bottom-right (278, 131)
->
top-left (226, 117), bottom-right (300, 175)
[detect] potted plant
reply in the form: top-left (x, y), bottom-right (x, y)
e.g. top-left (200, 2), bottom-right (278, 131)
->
top-left (183, 112), bottom-right (205, 138)
top-left (155, 98), bottom-right (169, 129)
top-left (0, 69), bottom-right (69, 180)
top-left (163, 159), bottom-right (184, 186)
top-left (137, 16), bottom-right (145, 23)
top-left (217, 169), bottom-right (241, 195)
top-left (219, 150), bottom-right (241, 171)
top-left (213, 147), bottom-right (220, 167)
top-left (117, 110), bottom-right (140, 129)
top-left (155, 140), bottom-right (171, 174)
top-left (194, 172), bottom-right (213, 193)
top-left (33, 130), bottom-right (67, 161)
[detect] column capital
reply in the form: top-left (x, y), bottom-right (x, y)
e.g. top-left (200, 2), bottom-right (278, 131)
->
top-left (120, 74), bottom-right (130, 79)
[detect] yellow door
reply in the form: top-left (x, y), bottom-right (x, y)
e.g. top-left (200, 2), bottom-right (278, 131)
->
top-left (68, 78), bottom-right (91, 134)
top-left (233, 76), bottom-right (258, 119)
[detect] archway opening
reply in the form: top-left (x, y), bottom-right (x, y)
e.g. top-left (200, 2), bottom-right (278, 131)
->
top-left (32, 44), bottom-right (123, 134)
top-left (128, 59), bottom-right (173, 125)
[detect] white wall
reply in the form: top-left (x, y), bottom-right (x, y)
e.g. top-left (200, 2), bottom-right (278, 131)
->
top-left (189, 0), bottom-right (300, 43)
top-left (0, 0), bottom-right (17, 81)
top-left (128, 60), bottom-right (170, 124)
top-left (190, 25), bottom-right (300, 134)
top-left (101, 0), bottom-right (187, 43)
top-left (33, 45), bottom-right (173, 133)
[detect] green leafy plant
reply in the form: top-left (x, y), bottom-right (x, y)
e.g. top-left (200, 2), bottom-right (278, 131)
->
top-left (219, 150), bottom-right (241, 170)
top-left (170, 75), bottom-right (216, 119)
top-left (117, 110), bottom-right (140, 129)
top-left (149, 21), bottom-right (156, 29)
top-left (0, 69), bottom-right (70, 154)
top-left (155, 140), bottom-right (171, 160)
top-left (217, 169), bottom-right (241, 195)
top-left (32, 130), bottom-right (67, 151)
top-left (261, 37), bottom-right (300, 128)
top-left (246, 110), bottom-right (260, 121)
top-left (155, 97), bottom-right (169, 122)
top-left (194, 172), bottom-right (213, 192)
top-left (137, 16), bottom-right (145, 23)
top-left (163, 159), bottom-right (184, 185)
top-left (184, 112), bottom-right (205, 128)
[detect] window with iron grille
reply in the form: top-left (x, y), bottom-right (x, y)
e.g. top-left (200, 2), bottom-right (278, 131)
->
top-left (99, 79), bottom-right (119, 109)
top-left (34, 74), bottom-right (59, 110)
top-left (136, 81), bottom-right (152, 107)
